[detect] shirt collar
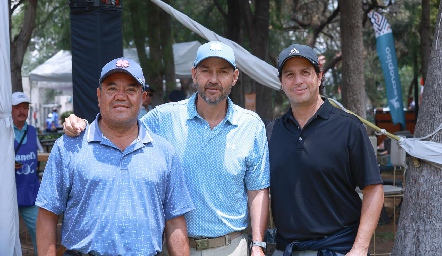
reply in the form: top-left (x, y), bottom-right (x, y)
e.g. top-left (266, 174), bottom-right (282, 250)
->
top-left (186, 93), bottom-right (239, 126)
top-left (13, 122), bottom-right (28, 132)
top-left (86, 113), bottom-right (153, 144)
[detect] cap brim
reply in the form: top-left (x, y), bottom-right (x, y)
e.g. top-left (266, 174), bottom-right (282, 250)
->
top-left (194, 56), bottom-right (236, 69)
top-left (99, 68), bottom-right (143, 87)
top-left (12, 100), bottom-right (31, 105)
top-left (278, 55), bottom-right (320, 74)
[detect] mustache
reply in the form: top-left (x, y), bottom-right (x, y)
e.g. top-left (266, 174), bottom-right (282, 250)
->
top-left (204, 84), bottom-right (222, 90)
top-left (111, 102), bottom-right (130, 108)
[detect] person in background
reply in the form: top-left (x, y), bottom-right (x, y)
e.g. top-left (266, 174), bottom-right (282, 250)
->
top-left (268, 44), bottom-right (384, 256)
top-left (36, 57), bottom-right (194, 256)
top-left (168, 89), bottom-right (186, 102)
top-left (138, 86), bottom-right (154, 119)
top-left (63, 41), bottom-right (270, 256)
top-left (51, 108), bottom-right (60, 129)
top-left (12, 92), bottom-right (40, 255)
top-left (45, 113), bottom-right (54, 132)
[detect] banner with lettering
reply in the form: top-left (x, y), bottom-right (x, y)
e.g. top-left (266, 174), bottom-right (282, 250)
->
top-left (368, 11), bottom-right (406, 128)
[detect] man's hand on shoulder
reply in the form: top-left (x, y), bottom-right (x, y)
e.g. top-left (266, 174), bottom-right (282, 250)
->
top-left (63, 114), bottom-right (87, 137)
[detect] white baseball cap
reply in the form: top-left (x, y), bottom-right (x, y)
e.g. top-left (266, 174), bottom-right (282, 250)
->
top-left (12, 92), bottom-right (31, 106)
top-left (194, 41), bottom-right (236, 69)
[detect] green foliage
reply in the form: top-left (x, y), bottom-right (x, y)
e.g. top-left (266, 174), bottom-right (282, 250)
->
top-left (61, 110), bottom-right (74, 125)
top-left (10, 0), bottom-right (25, 40)
top-left (19, 0), bottom-right (71, 74)
top-left (44, 89), bottom-right (62, 104)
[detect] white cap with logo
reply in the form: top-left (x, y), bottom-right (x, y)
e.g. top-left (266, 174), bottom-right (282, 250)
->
top-left (12, 92), bottom-right (31, 106)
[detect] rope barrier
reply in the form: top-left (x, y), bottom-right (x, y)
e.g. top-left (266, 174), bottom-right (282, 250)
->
top-left (328, 98), bottom-right (401, 141)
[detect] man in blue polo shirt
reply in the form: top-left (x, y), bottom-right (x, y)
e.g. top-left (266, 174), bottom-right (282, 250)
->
top-left (63, 41), bottom-right (270, 256)
top-left (36, 57), bottom-right (194, 256)
top-left (268, 44), bottom-right (384, 256)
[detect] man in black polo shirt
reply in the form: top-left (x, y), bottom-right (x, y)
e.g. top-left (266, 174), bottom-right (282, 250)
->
top-left (268, 44), bottom-right (384, 256)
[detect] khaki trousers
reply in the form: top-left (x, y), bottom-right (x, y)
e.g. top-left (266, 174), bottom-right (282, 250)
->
top-left (161, 234), bottom-right (248, 256)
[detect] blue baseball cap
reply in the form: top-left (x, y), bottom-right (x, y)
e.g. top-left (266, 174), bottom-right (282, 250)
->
top-left (99, 57), bottom-right (146, 89)
top-left (277, 44), bottom-right (320, 77)
top-left (194, 41), bottom-right (236, 69)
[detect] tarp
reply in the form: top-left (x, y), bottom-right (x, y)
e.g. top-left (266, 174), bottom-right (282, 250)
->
top-left (27, 41), bottom-right (202, 85)
top-left (151, 0), bottom-right (281, 90)
top-left (368, 11), bottom-right (406, 128)
top-left (124, 41), bottom-right (201, 78)
top-left (398, 124), bottom-right (442, 169)
top-left (0, 0), bottom-right (22, 254)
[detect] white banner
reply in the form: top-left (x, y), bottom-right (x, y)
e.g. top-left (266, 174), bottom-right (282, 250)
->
top-left (0, 1), bottom-right (22, 255)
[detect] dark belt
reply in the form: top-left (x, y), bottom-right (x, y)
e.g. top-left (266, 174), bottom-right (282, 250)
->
top-left (189, 231), bottom-right (243, 250)
top-left (64, 249), bottom-right (159, 256)
top-left (63, 250), bottom-right (95, 256)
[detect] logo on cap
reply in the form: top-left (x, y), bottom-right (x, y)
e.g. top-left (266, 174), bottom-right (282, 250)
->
top-left (209, 42), bottom-right (224, 51)
top-left (116, 59), bottom-right (130, 68)
top-left (289, 47), bottom-right (299, 55)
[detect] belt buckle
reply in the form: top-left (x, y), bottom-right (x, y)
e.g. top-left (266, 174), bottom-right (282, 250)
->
top-left (195, 238), bottom-right (209, 250)
top-left (225, 234), bottom-right (231, 246)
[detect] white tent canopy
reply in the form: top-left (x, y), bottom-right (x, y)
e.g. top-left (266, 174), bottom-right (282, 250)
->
top-left (28, 50), bottom-right (73, 83)
top-left (124, 40), bottom-right (201, 78)
top-left (27, 40), bottom-right (202, 84)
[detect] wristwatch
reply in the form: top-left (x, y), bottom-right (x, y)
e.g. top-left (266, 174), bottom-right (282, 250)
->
top-left (251, 241), bottom-right (267, 249)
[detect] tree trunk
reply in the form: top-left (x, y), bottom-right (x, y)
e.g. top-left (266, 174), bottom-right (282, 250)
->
top-left (392, 2), bottom-right (442, 254)
top-left (128, 0), bottom-right (150, 79)
top-left (420, 0), bottom-right (431, 82)
top-left (238, 0), bottom-right (272, 121)
top-left (10, 0), bottom-right (38, 93)
top-left (226, 0), bottom-right (244, 107)
top-left (160, 0), bottom-right (176, 103)
top-left (146, 0), bottom-right (164, 103)
top-left (338, 0), bottom-right (366, 118)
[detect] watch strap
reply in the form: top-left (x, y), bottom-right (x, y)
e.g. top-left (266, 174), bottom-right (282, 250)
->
top-left (251, 241), bottom-right (267, 249)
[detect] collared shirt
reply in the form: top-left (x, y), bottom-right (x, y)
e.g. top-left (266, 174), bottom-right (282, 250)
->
top-left (140, 93), bottom-right (270, 237)
top-left (14, 122), bottom-right (44, 152)
top-left (36, 114), bottom-right (194, 255)
top-left (269, 98), bottom-right (382, 241)
top-left (14, 122), bottom-right (28, 144)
